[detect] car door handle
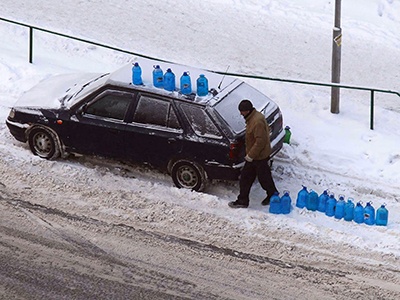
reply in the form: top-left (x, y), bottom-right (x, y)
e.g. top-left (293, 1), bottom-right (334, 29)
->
top-left (168, 138), bottom-right (176, 143)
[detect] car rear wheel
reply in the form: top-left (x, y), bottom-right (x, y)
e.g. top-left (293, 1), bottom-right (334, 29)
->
top-left (171, 160), bottom-right (206, 191)
top-left (28, 126), bottom-right (61, 160)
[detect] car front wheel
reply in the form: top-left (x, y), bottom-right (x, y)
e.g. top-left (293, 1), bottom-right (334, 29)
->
top-left (28, 126), bottom-right (61, 160)
top-left (171, 160), bottom-right (206, 191)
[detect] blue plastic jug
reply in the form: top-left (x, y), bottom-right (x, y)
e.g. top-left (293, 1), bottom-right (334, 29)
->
top-left (269, 192), bottom-right (281, 214)
top-left (364, 202), bottom-right (375, 225)
top-left (353, 202), bottom-right (364, 224)
top-left (180, 72), bottom-right (192, 95)
top-left (343, 198), bottom-right (355, 221)
top-left (307, 190), bottom-right (318, 211)
top-left (334, 195), bottom-right (345, 219)
top-left (296, 186), bottom-right (308, 209)
top-left (376, 204), bottom-right (388, 226)
top-left (163, 68), bottom-right (176, 92)
top-left (280, 191), bottom-right (292, 214)
top-left (325, 194), bottom-right (337, 217)
top-left (132, 62), bottom-right (143, 85)
top-left (196, 74), bottom-right (209, 96)
top-left (153, 65), bottom-right (163, 88)
top-left (317, 190), bottom-right (329, 212)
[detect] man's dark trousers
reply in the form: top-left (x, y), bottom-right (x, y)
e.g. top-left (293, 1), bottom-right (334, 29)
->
top-left (237, 158), bottom-right (278, 206)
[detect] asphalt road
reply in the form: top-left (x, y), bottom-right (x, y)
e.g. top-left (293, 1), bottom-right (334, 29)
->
top-left (1, 189), bottom-right (400, 300)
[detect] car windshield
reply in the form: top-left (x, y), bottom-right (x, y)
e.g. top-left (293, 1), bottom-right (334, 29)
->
top-left (213, 82), bottom-right (273, 134)
top-left (63, 73), bottom-right (110, 107)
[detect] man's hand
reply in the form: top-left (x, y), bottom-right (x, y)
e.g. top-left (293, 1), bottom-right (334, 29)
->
top-left (245, 155), bottom-right (253, 162)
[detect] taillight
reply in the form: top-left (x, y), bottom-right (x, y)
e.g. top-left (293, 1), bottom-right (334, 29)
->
top-left (229, 140), bottom-right (243, 160)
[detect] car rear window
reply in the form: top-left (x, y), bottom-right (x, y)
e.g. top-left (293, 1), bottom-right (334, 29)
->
top-left (213, 83), bottom-right (274, 134)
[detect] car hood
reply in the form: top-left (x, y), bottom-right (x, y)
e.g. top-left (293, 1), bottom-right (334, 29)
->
top-left (13, 72), bottom-right (103, 109)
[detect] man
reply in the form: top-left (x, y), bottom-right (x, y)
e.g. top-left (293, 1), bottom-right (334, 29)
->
top-left (228, 99), bottom-right (278, 208)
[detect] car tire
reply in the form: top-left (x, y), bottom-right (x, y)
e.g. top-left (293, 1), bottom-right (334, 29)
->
top-left (28, 126), bottom-right (61, 160)
top-left (171, 160), bottom-right (206, 191)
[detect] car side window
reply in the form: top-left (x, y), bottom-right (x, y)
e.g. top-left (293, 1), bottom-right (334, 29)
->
top-left (181, 104), bottom-right (222, 139)
top-left (85, 92), bottom-right (131, 120)
top-left (133, 95), bottom-right (181, 130)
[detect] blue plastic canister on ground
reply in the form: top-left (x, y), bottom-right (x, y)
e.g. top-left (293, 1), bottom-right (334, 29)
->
top-left (132, 62), bottom-right (143, 85)
top-left (307, 190), bottom-right (318, 211)
top-left (376, 204), bottom-right (388, 226)
top-left (334, 195), bottom-right (345, 219)
top-left (196, 74), bottom-right (209, 96)
top-left (364, 202), bottom-right (375, 225)
top-left (153, 65), bottom-right (163, 88)
top-left (163, 68), bottom-right (176, 91)
top-left (180, 72), bottom-right (192, 95)
top-left (343, 199), bottom-right (355, 222)
top-left (325, 194), bottom-right (337, 217)
top-left (280, 191), bottom-right (292, 214)
top-left (317, 190), bottom-right (329, 213)
top-left (269, 192), bottom-right (281, 214)
top-left (296, 186), bottom-right (308, 209)
top-left (353, 202), bottom-right (364, 224)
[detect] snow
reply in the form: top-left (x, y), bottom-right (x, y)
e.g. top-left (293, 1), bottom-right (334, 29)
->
top-left (0, 0), bottom-right (400, 267)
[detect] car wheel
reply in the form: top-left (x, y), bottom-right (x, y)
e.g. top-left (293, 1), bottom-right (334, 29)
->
top-left (171, 160), bottom-right (206, 191)
top-left (28, 126), bottom-right (61, 160)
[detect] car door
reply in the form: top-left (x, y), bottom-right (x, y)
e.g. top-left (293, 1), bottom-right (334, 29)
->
top-left (65, 90), bottom-right (133, 157)
top-left (124, 93), bottom-right (184, 167)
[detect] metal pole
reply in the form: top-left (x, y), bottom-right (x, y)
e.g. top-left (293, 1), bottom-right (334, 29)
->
top-left (331, 0), bottom-right (342, 114)
top-left (370, 90), bottom-right (374, 130)
top-left (29, 27), bottom-right (33, 63)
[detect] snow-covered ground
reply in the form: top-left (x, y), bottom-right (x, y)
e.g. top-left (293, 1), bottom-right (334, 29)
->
top-left (1, 0), bottom-right (400, 285)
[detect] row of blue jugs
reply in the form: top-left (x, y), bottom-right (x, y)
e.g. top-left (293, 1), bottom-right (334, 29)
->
top-left (269, 191), bottom-right (292, 214)
top-left (296, 186), bottom-right (389, 226)
top-left (132, 62), bottom-right (209, 96)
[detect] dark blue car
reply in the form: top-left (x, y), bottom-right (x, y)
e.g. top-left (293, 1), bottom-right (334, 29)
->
top-left (6, 62), bottom-right (284, 191)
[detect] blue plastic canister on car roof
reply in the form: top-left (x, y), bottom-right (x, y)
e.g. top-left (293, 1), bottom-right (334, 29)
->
top-left (180, 72), bottom-right (192, 95)
top-left (132, 62), bottom-right (143, 85)
top-left (163, 68), bottom-right (176, 92)
top-left (196, 74), bottom-right (208, 96)
top-left (153, 65), bottom-right (163, 88)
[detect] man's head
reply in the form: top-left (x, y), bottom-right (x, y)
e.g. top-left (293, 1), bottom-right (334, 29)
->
top-left (238, 99), bottom-right (253, 117)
